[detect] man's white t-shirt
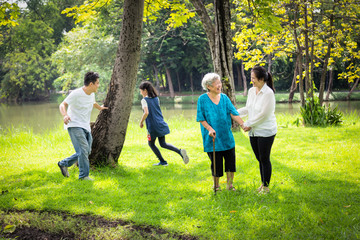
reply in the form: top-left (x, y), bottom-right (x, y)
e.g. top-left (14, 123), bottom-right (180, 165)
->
top-left (63, 88), bottom-right (95, 132)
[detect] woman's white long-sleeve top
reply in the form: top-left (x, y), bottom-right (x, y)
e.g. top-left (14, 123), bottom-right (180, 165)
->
top-left (237, 83), bottom-right (277, 137)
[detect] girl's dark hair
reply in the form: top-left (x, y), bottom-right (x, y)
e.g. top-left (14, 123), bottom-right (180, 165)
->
top-left (251, 66), bottom-right (275, 92)
top-left (139, 81), bottom-right (158, 98)
top-left (84, 71), bottom-right (99, 86)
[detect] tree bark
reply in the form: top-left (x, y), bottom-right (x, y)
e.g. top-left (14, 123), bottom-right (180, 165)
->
top-left (346, 78), bottom-right (360, 100)
top-left (289, 54), bottom-right (299, 103)
top-left (240, 60), bottom-right (247, 96)
top-left (292, 2), bottom-right (305, 106)
top-left (325, 67), bottom-right (333, 101)
top-left (89, 0), bottom-right (144, 166)
top-left (303, 1), bottom-right (312, 99)
top-left (176, 71), bottom-right (181, 93)
top-left (165, 66), bottom-right (175, 97)
top-left (190, 0), bottom-right (236, 105)
top-left (319, 5), bottom-right (334, 105)
top-left (190, 72), bottom-right (195, 104)
top-left (236, 63), bottom-right (242, 90)
top-left (152, 64), bottom-right (160, 93)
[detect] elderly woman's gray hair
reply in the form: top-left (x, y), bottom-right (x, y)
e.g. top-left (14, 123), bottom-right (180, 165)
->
top-left (201, 73), bottom-right (220, 91)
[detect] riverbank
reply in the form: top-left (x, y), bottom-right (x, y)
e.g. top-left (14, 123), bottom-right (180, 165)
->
top-left (1, 114), bottom-right (359, 239)
top-left (153, 91), bottom-right (360, 105)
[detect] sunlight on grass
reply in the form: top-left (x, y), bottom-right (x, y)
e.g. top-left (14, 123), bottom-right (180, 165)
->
top-left (1, 113), bottom-right (360, 239)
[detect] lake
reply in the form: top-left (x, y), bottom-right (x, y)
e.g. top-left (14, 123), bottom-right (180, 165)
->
top-left (0, 100), bottom-right (359, 133)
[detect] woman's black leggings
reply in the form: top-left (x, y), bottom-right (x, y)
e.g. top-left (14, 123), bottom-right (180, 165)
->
top-left (148, 136), bottom-right (181, 163)
top-left (249, 135), bottom-right (276, 187)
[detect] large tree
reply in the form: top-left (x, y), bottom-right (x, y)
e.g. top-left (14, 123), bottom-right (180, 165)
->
top-left (190, 0), bottom-right (236, 104)
top-left (88, 0), bottom-right (144, 166)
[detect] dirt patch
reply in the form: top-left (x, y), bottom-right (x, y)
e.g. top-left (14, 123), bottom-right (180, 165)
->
top-left (0, 210), bottom-right (198, 240)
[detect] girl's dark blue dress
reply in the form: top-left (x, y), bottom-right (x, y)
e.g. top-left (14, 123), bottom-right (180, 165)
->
top-left (144, 97), bottom-right (170, 139)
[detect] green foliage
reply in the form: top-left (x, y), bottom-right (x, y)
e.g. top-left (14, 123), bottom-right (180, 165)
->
top-left (300, 96), bottom-right (343, 127)
top-left (51, 20), bottom-right (117, 92)
top-left (1, 19), bottom-right (57, 100)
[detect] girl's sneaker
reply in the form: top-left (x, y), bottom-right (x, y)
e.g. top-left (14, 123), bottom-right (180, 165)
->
top-left (180, 149), bottom-right (189, 164)
top-left (153, 162), bottom-right (168, 166)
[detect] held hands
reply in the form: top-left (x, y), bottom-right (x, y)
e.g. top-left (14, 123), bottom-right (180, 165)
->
top-left (240, 123), bottom-right (251, 132)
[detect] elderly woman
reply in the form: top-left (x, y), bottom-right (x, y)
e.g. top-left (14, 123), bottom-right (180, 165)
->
top-left (238, 66), bottom-right (277, 194)
top-left (196, 73), bottom-right (245, 192)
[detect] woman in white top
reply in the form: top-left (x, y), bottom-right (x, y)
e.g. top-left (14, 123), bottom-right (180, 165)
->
top-left (238, 66), bottom-right (277, 194)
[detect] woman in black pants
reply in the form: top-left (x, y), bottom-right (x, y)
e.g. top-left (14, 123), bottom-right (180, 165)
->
top-left (238, 66), bottom-right (277, 194)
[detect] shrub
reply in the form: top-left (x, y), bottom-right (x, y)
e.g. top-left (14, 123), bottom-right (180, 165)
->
top-left (300, 96), bottom-right (343, 126)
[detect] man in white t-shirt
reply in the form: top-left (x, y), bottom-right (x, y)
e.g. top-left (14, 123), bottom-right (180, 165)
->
top-left (57, 71), bottom-right (108, 181)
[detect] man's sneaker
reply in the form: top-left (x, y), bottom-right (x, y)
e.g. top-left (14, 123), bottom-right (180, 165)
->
top-left (153, 162), bottom-right (168, 166)
top-left (180, 149), bottom-right (189, 164)
top-left (80, 176), bottom-right (94, 181)
top-left (58, 162), bottom-right (69, 177)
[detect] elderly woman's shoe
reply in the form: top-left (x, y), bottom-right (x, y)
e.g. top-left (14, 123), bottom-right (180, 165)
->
top-left (259, 186), bottom-right (270, 194)
top-left (256, 184), bottom-right (264, 192)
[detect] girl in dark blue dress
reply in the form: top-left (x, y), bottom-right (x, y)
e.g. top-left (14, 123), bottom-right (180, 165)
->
top-left (139, 81), bottom-right (189, 166)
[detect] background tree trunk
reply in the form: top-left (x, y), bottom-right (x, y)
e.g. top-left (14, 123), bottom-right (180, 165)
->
top-left (152, 64), bottom-right (160, 93)
top-left (240, 60), bottom-right (247, 96)
top-left (89, 0), bottom-right (144, 166)
top-left (236, 63), bottom-right (242, 91)
top-left (303, 1), bottom-right (312, 99)
top-left (292, 2), bottom-right (305, 106)
top-left (190, 0), bottom-right (236, 105)
top-left (176, 71), bottom-right (181, 93)
top-left (289, 54), bottom-right (299, 103)
top-left (346, 78), bottom-right (360, 100)
top-left (325, 67), bottom-right (333, 101)
top-left (319, 7), bottom-right (334, 105)
top-left (165, 66), bottom-right (175, 97)
top-left (190, 72), bottom-right (195, 104)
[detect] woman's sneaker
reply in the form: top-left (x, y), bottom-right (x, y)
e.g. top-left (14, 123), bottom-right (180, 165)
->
top-left (180, 149), bottom-right (189, 164)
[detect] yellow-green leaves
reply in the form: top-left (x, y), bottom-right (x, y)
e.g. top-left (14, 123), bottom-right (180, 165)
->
top-left (62, 0), bottom-right (112, 24)
top-left (0, 2), bottom-right (20, 27)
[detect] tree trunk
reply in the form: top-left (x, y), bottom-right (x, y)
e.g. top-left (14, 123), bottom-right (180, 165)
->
top-left (165, 66), bottom-right (175, 98)
top-left (176, 71), bottom-right (181, 93)
top-left (292, 2), bottom-right (305, 106)
top-left (190, 0), bottom-right (236, 105)
top-left (346, 78), bottom-right (360, 100)
top-left (319, 6), bottom-right (334, 105)
top-left (309, 0), bottom-right (315, 99)
top-left (236, 63), bottom-right (242, 90)
top-left (240, 60), bottom-right (247, 96)
top-left (325, 67), bottom-right (333, 101)
top-left (190, 72), bottom-right (194, 104)
top-left (159, 68), bottom-right (166, 89)
top-left (303, 1), bottom-right (312, 99)
top-left (89, 0), bottom-right (144, 166)
top-left (152, 64), bottom-right (160, 93)
top-left (289, 54), bottom-right (299, 103)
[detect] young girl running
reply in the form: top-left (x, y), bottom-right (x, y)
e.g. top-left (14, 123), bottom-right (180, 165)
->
top-left (139, 81), bottom-right (189, 166)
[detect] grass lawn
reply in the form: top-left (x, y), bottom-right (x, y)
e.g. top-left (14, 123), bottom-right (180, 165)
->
top-left (0, 113), bottom-right (360, 239)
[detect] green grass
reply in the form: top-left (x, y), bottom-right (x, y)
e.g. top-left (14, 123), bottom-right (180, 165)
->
top-left (1, 113), bottom-right (360, 239)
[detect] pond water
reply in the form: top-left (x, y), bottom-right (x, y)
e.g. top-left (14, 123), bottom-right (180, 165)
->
top-left (0, 100), bottom-right (359, 134)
